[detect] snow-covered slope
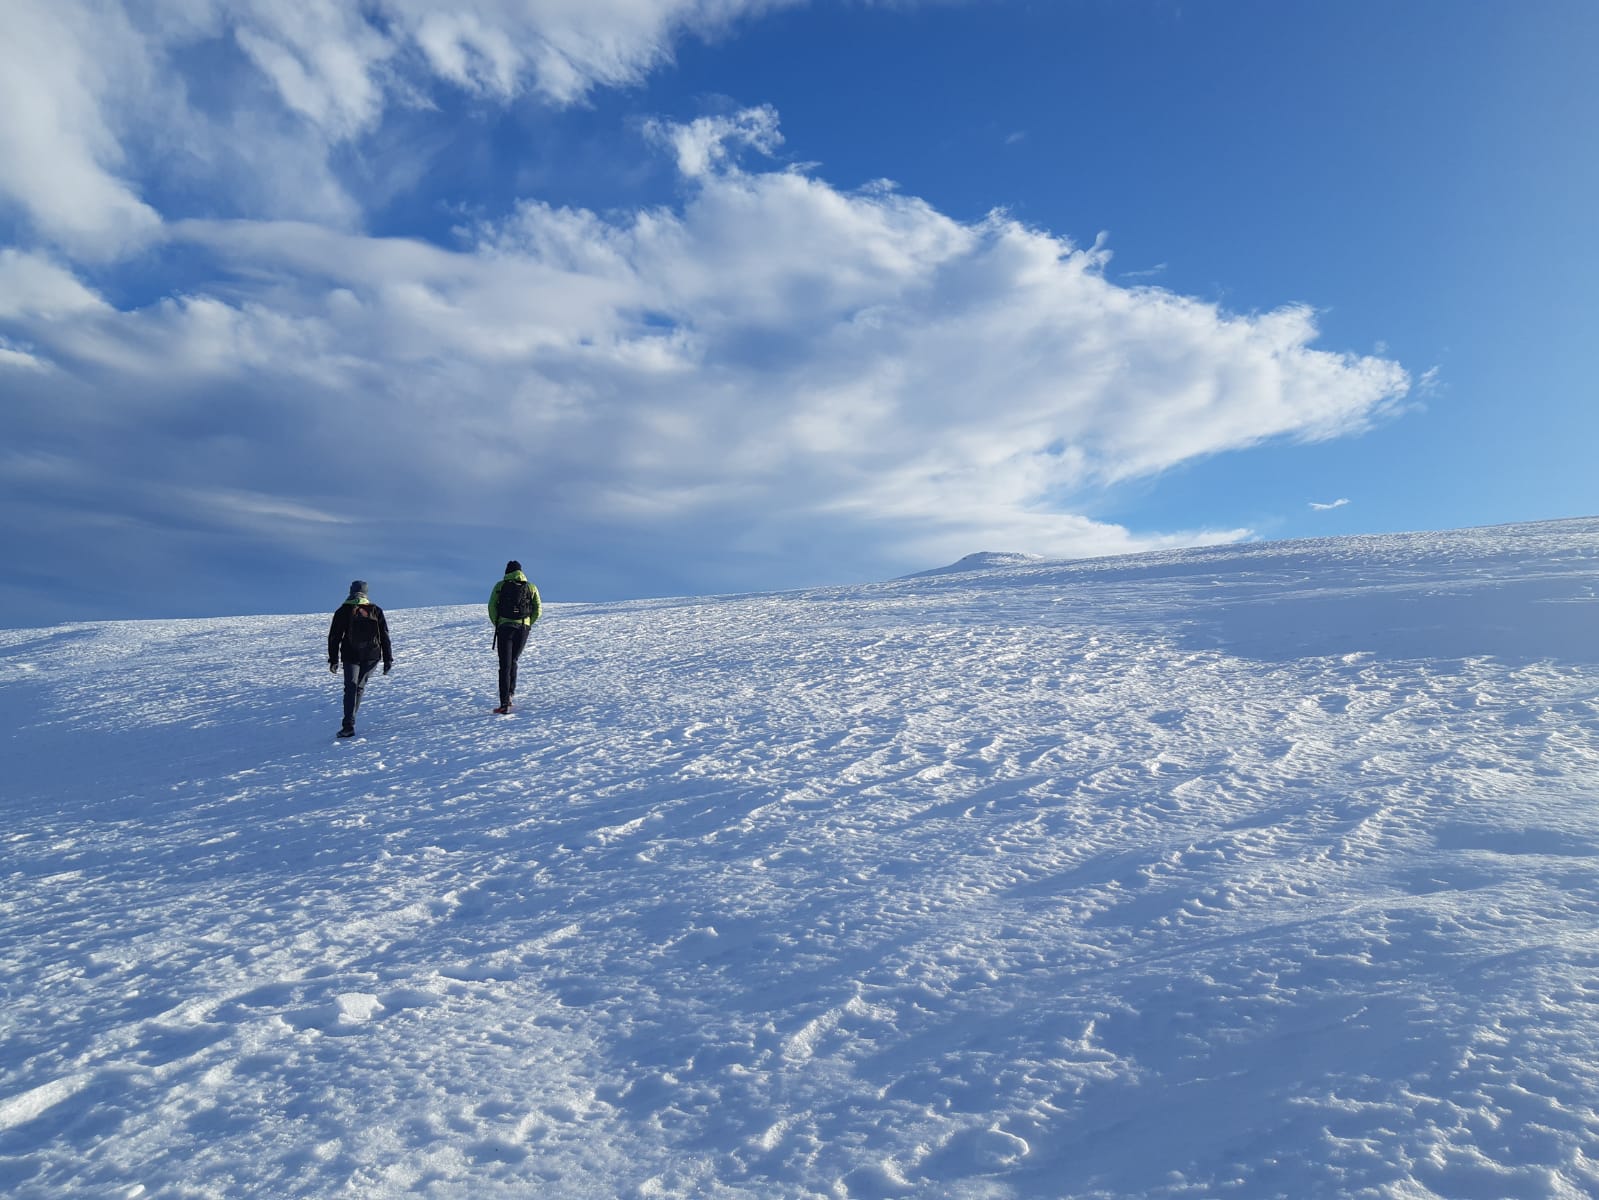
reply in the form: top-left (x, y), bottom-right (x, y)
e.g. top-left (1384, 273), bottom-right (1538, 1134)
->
top-left (903, 551), bottom-right (1048, 577)
top-left (4, 518), bottom-right (1599, 1198)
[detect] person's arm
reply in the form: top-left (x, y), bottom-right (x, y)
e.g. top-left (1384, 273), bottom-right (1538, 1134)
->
top-left (327, 609), bottom-right (344, 668)
top-left (529, 585), bottom-right (542, 625)
top-left (488, 580), bottom-right (501, 624)
top-left (378, 608), bottom-right (394, 671)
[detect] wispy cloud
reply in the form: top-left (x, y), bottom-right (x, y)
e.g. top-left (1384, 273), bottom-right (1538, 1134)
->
top-left (1120, 263), bottom-right (1168, 280)
top-left (1310, 498), bottom-right (1350, 511)
top-left (0, 0), bottom-right (804, 254)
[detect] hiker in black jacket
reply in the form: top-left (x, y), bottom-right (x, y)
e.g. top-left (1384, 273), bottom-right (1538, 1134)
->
top-left (488, 560), bottom-right (541, 714)
top-left (327, 579), bottom-right (393, 738)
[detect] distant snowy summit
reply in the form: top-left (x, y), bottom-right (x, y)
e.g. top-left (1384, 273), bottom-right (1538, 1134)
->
top-left (902, 551), bottom-right (1048, 579)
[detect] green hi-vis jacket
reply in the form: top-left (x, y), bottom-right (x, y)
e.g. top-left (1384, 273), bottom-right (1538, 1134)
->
top-left (488, 571), bottom-right (541, 627)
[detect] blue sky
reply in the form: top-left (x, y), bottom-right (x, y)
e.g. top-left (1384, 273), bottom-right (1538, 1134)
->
top-left (1, 0), bottom-right (1593, 626)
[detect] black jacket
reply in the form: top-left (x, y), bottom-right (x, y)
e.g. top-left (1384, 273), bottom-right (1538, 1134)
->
top-left (328, 602), bottom-right (393, 668)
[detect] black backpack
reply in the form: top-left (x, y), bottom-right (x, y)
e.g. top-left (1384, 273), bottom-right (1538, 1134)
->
top-left (345, 603), bottom-right (382, 655)
top-left (499, 579), bottom-right (533, 622)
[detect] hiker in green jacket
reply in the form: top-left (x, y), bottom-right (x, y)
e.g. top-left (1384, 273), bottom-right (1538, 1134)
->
top-left (488, 560), bottom-right (541, 714)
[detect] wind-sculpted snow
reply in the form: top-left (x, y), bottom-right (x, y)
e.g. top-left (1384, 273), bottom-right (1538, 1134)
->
top-left (3, 518), bottom-right (1599, 1197)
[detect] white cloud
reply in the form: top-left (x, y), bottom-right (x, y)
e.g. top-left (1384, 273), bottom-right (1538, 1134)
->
top-left (0, 1), bottom-right (163, 257)
top-left (1, 106), bottom-right (1408, 585)
top-left (230, 2), bottom-right (393, 139)
top-left (0, 343), bottom-right (51, 372)
top-left (645, 105), bottom-right (784, 177)
top-left (216, 0), bottom-right (806, 125)
top-left (0, 1), bottom-right (806, 256)
top-left (389, 0), bottom-right (801, 105)
top-left (0, 250), bottom-right (109, 319)
top-left (1310, 498), bottom-right (1350, 511)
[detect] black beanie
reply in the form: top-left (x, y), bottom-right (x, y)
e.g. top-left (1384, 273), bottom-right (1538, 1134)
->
top-left (505, 560), bottom-right (521, 573)
top-left (349, 579), bottom-right (367, 594)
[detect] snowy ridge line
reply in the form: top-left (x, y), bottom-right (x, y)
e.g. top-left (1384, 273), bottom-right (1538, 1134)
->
top-left (2, 519), bottom-right (1599, 1197)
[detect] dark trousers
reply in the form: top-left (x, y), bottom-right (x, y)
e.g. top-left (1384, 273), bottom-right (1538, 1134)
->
top-left (496, 622), bottom-right (530, 706)
top-left (342, 658), bottom-right (380, 729)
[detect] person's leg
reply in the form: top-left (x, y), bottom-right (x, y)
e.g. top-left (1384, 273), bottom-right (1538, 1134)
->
top-left (341, 660), bottom-right (361, 731)
top-left (496, 628), bottom-right (517, 709)
top-left (356, 658), bottom-right (379, 714)
top-left (343, 658), bottom-right (379, 730)
top-left (504, 624), bottom-right (530, 701)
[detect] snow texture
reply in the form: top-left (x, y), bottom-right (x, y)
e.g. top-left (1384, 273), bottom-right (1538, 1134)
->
top-left (3, 517), bottom-right (1599, 1198)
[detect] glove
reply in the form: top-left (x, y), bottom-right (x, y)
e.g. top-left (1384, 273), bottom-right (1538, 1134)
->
top-left (329, 662), bottom-right (338, 673)
top-left (383, 662), bottom-right (392, 675)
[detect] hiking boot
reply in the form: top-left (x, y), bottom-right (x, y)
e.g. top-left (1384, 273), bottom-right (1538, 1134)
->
top-left (337, 726), bottom-right (355, 738)
top-left (492, 703), bottom-right (510, 715)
